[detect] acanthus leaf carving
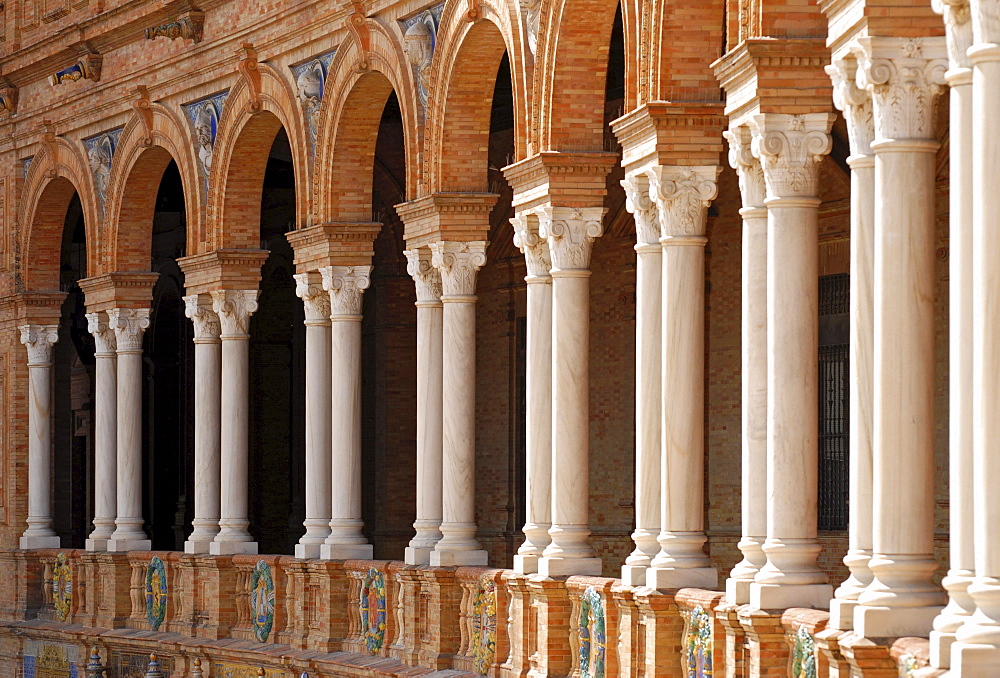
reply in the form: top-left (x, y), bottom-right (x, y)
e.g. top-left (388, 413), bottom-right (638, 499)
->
top-left (404, 248), bottom-right (443, 303)
top-left (647, 166), bottom-right (719, 239)
top-left (537, 206), bottom-right (605, 272)
top-left (322, 265), bottom-right (372, 317)
top-left (621, 173), bottom-right (660, 246)
top-left (511, 212), bottom-right (552, 279)
top-left (971, 0), bottom-right (1000, 47)
top-left (724, 124), bottom-right (766, 211)
top-left (826, 57), bottom-right (875, 157)
top-left (20, 324), bottom-right (59, 365)
top-left (932, 0), bottom-right (973, 70)
top-left (210, 289), bottom-right (258, 337)
top-left (294, 272), bottom-right (332, 324)
top-left (183, 294), bottom-right (221, 341)
top-left (429, 241), bottom-right (487, 297)
top-left (751, 113), bottom-right (834, 200)
top-left (86, 312), bottom-right (117, 355)
top-left (107, 308), bottom-right (151, 353)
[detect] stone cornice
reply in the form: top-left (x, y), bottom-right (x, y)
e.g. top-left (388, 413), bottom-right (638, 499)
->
top-left (818, 0), bottom-right (945, 57)
top-left (501, 152), bottom-right (618, 212)
top-left (610, 102), bottom-right (727, 174)
top-left (78, 272), bottom-right (160, 312)
top-left (285, 223), bottom-right (380, 273)
top-left (395, 193), bottom-right (499, 249)
top-left (0, 291), bottom-right (66, 324)
top-left (177, 249), bottom-right (269, 296)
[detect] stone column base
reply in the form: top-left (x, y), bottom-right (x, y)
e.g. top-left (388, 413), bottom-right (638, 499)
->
top-left (84, 538), bottom-right (109, 552)
top-left (950, 643), bottom-right (1000, 678)
top-left (294, 543), bottom-right (323, 559)
top-left (750, 582), bottom-right (832, 611)
top-left (647, 566), bottom-right (718, 590)
top-left (430, 548), bottom-right (488, 567)
top-left (404, 546), bottom-right (432, 566)
top-left (828, 596), bottom-right (858, 631)
top-left (538, 555), bottom-right (601, 577)
top-left (854, 604), bottom-right (941, 639)
top-left (20, 536), bottom-right (61, 549)
top-left (209, 540), bottom-right (256, 556)
top-left (513, 553), bottom-right (540, 575)
top-left (620, 564), bottom-right (648, 586)
top-left (726, 576), bottom-right (754, 606)
top-left (321, 543), bottom-right (373, 560)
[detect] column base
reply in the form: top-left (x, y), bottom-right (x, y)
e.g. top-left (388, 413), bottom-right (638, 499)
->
top-left (828, 597), bottom-right (858, 631)
top-left (929, 629), bottom-right (957, 669)
top-left (620, 564), bottom-right (648, 586)
top-left (951, 642), bottom-right (1000, 677)
top-left (853, 604), bottom-right (941, 639)
top-left (84, 538), bottom-right (109, 552)
top-left (646, 566), bottom-right (718, 590)
top-left (513, 554), bottom-right (540, 574)
top-left (184, 539), bottom-right (214, 555)
top-left (538, 556), bottom-right (602, 577)
top-left (107, 538), bottom-right (151, 552)
top-left (404, 546), bottom-right (432, 565)
top-left (725, 577), bottom-right (753, 605)
top-left (750, 582), bottom-right (832, 611)
top-left (295, 543), bottom-right (323, 559)
top-left (19, 535), bottom-right (60, 549)
top-left (321, 543), bottom-right (373, 560)
top-left (430, 549), bottom-right (488, 567)
top-left (209, 540), bottom-right (258, 555)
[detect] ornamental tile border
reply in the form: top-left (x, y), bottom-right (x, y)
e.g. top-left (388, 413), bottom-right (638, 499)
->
top-left (791, 625), bottom-right (817, 678)
top-left (250, 560), bottom-right (276, 642)
top-left (145, 555), bottom-right (168, 631)
top-left (578, 585), bottom-right (606, 678)
top-left (471, 575), bottom-right (498, 674)
top-left (52, 552), bottom-right (72, 622)
top-left (360, 567), bottom-right (387, 654)
top-left (682, 605), bottom-right (713, 678)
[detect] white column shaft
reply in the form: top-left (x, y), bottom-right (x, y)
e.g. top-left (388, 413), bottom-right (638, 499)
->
top-left (86, 310), bottom-right (117, 551)
top-left (189, 340), bottom-right (221, 548)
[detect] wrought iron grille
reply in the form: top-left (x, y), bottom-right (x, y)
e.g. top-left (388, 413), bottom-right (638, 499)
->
top-left (818, 273), bottom-right (850, 531)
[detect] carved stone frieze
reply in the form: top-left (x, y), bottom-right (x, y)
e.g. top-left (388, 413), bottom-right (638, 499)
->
top-left (20, 325), bottom-right (59, 366)
top-left (108, 308), bottom-right (151, 353)
top-left (210, 289), bottom-right (258, 337)
top-left (322, 266), bottom-right (372, 317)
top-left (511, 212), bottom-right (552, 279)
top-left (724, 124), bottom-right (766, 210)
top-left (404, 248), bottom-right (443, 303)
top-left (429, 241), bottom-right (487, 297)
top-left (144, 9), bottom-right (205, 43)
top-left (49, 54), bottom-right (102, 86)
top-left (86, 312), bottom-right (117, 356)
top-left (826, 57), bottom-right (875, 157)
top-left (856, 37), bottom-right (948, 142)
top-left (537, 206), bottom-right (605, 272)
top-left (646, 166), bottom-right (719, 239)
top-left (750, 113), bottom-right (834, 200)
top-left (620, 173), bottom-right (660, 247)
top-left (183, 294), bottom-right (221, 342)
top-left (294, 272), bottom-right (332, 324)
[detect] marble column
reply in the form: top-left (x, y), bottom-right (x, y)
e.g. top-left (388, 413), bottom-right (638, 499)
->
top-left (722, 125), bottom-right (768, 605)
top-left (18, 324), bottom-right (60, 549)
top-left (107, 308), bottom-right (152, 552)
top-left (749, 113), bottom-right (834, 611)
top-left (928, 0), bottom-right (977, 667)
top-left (953, 4), bottom-right (1000, 671)
top-left (538, 206), bottom-right (606, 577)
top-left (85, 313), bottom-right (117, 551)
top-left (404, 248), bottom-right (444, 565)
top-left (645, 165), bottom-right (720, 590)
top-left (852, 36), bottom-right (947, 638)
top-left (294, 273), bottom-right (333, 559)
top-left (825, 56), bottom-right (877, 631)
top-left (209, 289), bottom-right (259, 555)
top-left (429, 241), bottom-right (488, 566)
top-left (320, 266), bottom-right (373, 560)
top-left (511, 213), bottom-right (553, 575)
top-left (183, 295), bottom-right (223, 554)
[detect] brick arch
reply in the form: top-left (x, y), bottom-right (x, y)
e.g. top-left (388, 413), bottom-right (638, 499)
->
top-left (533, 0), bottom-right (637, 151)
top-left (208, 63), bottom-right (311, 249)
top-left (313, 21), bottom-right (419, 223)
top-left (18, 139), bottom-right (99, 291)
top-left (645, 0), bottom-right (724, 103)
top-left (104, 105), bottom-right (201, 271)
top-left (424, 1), bottom-right (530, 193)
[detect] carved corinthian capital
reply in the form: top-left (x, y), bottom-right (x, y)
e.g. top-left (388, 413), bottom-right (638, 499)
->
top-left (108, 308), bottom-right (151, 353)
top-left (210, 290), bottom-right (258, 337)
top-left (537, 206), bottom-right (606, 272)
top-left (404, 248), bottom-right (443, 303)
top-left (971, 0), bottom-right (1000, 47)
top-left (294, 272), bottom-right (332, 325)
top-left (751, 113), bottom-right (834, 200)
top-left (857, 37), bottom-right (948, 142)
top-left (620, 173), bottom-right (660, 247)
top-left (647, 166), bottom-right (720, 239)
top-left (321, 266), bottom-right (372, 317)
top-left (511, 212), bottom-right (553, 279)
top-left (430, 241), bottom-right (488, 297)
top-left (184, 294), bottom-right (221, 342)
top-left (933, 0), bottom-right (973, 70)
top-left (827, 57), bottom-right (875, 157)
top-left (724, 124), bottom-right (766, 211)
top-left (20, 324), bottom-right (59, 365)
top-left (86, 312), bottom-right (117, 356)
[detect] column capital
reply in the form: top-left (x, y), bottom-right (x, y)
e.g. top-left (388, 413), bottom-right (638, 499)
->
top-left (856, 37), bottom-right (948, 142)
top-left (429, 241), bottom-right (487, 297)
top-left (321, 265), bottom-right (371, 318)
top-left (971, 0), bottom-right (1000, 46)
top-left (511, 212), bottom-right (553, 279)
top-left (404, 248), bottom-right (443, 303)
top-left (20, 324), bottom-right (59, 366)
top-left (620, 173), bottom-right (660, 248)
top-left (108, 308), bottom-right (150, 353)
top-left (826, 56), bottom-right (875, 157)
top-left (647, 165), bottom-right (720, 240)
top-left (724, 124), bottom-right (766, 211)
top-left (183, 294), bottom-right (221, 342)
top-left (537, 206), bottom-right (606, 273)
top-left (294, 272), bottom-right (332, 325)
top-left (933, 0), bottom-right (973, 72)
top-left (751, 113), bottom-right (834, 201)
top-left (210, 289), bottom-right (258, 338)
top-left (86, 311), bottom-right (117, 356)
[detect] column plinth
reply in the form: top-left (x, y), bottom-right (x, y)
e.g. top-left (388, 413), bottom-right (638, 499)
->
top-left (429, 242), bottom-right (488, 567)
top-left (85, 313), bottom-right (117, 552)
top-left (320, 266), bottom-right (373, 561)
top-left (19, 325), bottom-right (61, 549)
top-left (404, 249), bottom-right (444, 565)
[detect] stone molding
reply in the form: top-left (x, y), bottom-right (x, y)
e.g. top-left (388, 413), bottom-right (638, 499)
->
top-left (183, 294), bottom-right (222, 342)
top-left (210, 289), bottom-right (258, 338)
top-left (285, 223), bottom-right (381, 273)
top-left (321, 266), bottom-right (371, 318)
top-left (620, 174), bottom-right (659, 248)
top-left (647, 166), bottom-right (720, 239)
top-left (108, 308), bottom-right (151, 353)
top-left (511, 212), bottom-right (552, 279)
top-left (19, 324), bottom-right (59, 365)
top-left (294, 272), bottom-right (332, 324)
top-left (404, 248), bottom-right (443, 303)
top-left (751, 113), bottom-right (835, 200)
top-left (429, 241), bottom-right (487, 298)
top-left (827, 57), bottom-right (875, 157)
top-left (86, 312), bottom-right (117, 356)
top-left (537, 206), bottom-right (606, 272)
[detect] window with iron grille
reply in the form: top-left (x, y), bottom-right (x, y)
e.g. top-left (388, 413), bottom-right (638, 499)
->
top-left (818, 274), bottom-right (849, 531)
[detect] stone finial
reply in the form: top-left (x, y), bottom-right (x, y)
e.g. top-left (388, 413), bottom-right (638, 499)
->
top-left (144, 653), bottom-right (164, 678)
top-left (85, 645), bottom-right (105, 678)
top-left (191, 657), bottom-right (204, 678)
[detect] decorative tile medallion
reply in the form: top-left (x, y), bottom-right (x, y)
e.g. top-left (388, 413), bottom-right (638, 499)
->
top-left (145, 555), bottom-right (168, 630)
top-left (683, 605), bottom-right (713, 678)
top-left (250, 560), bottom-right (276, 642)
top-left (791, 626), bottom-right (816, 678)
top-left (52, 552), bottom-right (72, 621)
top-left (82, 127), bottom-right (123, 210)
top-left (22, 156), bottom-right (33, 179)
top-left (360, 567), bottom-right (387, 654)
top-left (212, 662), bottom-right (288, 677)
top-left (108, 650), bottom-right (173, 678)
top-left (471, 575), bottom-right (498, 674)
top-left (23, 641), bottom-right (79, 678)
top-left (897, 653), bottom-right (919, 678)
top-left (399, 5), bottom-right (443, 108)
top-left (181, 90), bottom-right (229, 182)
top-left (289, 50), bottom-right (336, 152)
top-left (578, 586), bottom-right (606, 678)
